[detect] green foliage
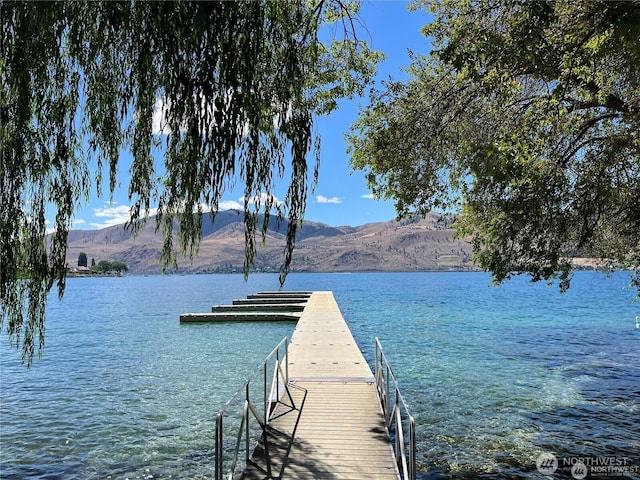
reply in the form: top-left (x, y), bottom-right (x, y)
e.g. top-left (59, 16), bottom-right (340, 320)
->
top-left (92, 260), bottom-right (128, 274)
top-left (77, 252), bottom-right (88, 268)
top-left (0, 0), bottom-right (381, 364)
top-left (349, 0), bottom-right (640, 294)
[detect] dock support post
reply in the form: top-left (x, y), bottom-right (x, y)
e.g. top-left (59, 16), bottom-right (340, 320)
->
top-left (214, 413), bottom-right (223, 480)
top-left (245, 385), bottom-right (250, 468)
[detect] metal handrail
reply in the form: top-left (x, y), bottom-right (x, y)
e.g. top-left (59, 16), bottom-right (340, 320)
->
top-left (375, 338), bottom-right (416, 480)
top-left (214, 337), bottom-right (295, 480)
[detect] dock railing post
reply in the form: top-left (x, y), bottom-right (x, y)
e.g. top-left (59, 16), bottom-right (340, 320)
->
top-left (386, 364), bottom-right (391, 424)
top-left (374, 337), bottom-right (416, 480)
top-left (214, 412), bottom-right (223, 480)
top-left (285, 337), bottom-right (289, 384)
top-left (410, 414), bottom-right (416, 480)
top-left (245, 384), bottom-right (250, 467)
top-left (263, 360), bottom-right (268, 423)
top-left (213, 336), bottom-right (292, 479)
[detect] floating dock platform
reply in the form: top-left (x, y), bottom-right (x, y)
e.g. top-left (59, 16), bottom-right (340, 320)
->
top-left (179, 291), bottom-right (309, 323)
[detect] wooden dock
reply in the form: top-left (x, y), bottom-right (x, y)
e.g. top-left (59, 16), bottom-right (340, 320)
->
top-left (241, 291), bottom-right (400, 479)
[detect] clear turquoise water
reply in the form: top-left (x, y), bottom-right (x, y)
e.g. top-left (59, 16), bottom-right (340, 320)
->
top-left (1, 272), bottom-right (638, 479)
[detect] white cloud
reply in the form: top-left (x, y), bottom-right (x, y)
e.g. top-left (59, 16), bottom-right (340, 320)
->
top-left (152, 93), bottom-right (250, 137)
top-left (316, 195), bottom-right (342, 204)
top-left (45, 219), bottom-right (55, 235)
top-left (245, 193), bottom-right (283, 208)
top-left (213, 195), bottom-right (282, 213)
top-left (361, 193), bottom-right (380, 200)
top-left (87, 195), bottom-right (283, 230)
top-left (152, 97), bottom-right (172, 135)
top-left (219, 200), bottom-right (243, 211)
top-left (90, 205), bottom-right (131, 229)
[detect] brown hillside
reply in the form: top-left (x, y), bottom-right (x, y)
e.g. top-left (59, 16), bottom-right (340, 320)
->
top-left (63, 211), bottom-right (477, 274)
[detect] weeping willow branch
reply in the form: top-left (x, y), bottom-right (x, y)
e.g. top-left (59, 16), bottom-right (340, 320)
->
top-left (0, 0), bottom-right (382, 365)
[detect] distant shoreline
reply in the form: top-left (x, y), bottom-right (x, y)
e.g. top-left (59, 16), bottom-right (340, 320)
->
top-left (64, 261), bottom-right (620, 278)
top-left (66, 271), bottom-right (124, 278)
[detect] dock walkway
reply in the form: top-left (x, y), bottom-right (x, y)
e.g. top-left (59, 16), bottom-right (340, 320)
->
top-left (241, 291), bottom-right (400, 479)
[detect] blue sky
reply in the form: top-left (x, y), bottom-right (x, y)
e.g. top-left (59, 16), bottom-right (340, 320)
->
top-left (67, 1), bottom-right (433, 231)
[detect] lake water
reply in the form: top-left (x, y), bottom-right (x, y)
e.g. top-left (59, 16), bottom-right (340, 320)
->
top-left (1, 272), bottom-right (638, 479)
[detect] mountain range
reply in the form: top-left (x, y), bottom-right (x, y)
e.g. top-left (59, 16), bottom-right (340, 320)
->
top-left (64, 210), bottom-right (478, 274)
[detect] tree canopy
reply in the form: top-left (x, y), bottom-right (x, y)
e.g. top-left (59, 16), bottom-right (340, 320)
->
top-left (1, 0), bottom-right (382, 364)
top-left (93, 260), bottom-right (128, 274)
top-left (349, 0), bottom-right (640, 293)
